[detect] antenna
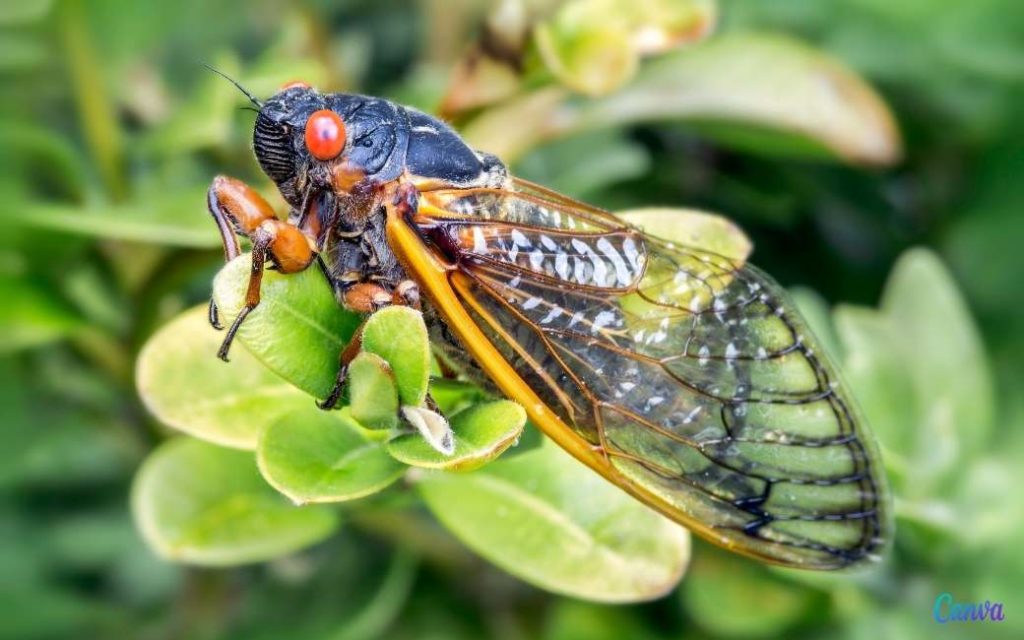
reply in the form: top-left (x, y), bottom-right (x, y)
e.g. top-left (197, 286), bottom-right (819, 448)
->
top-left (201, 62), bottom-right (262, 108)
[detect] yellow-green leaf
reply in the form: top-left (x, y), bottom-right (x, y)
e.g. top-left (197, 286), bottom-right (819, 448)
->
top-left (348, 352), bottom-right (400, 430)
top-left (136, 305), bottom-right (309, 450)
top-left (387, 400), bottom-right (526, 471)
top-left (617, 208), bottom-right (752, 263)
top-left (257, 408), bottom-right (406, 505)
top-left (419, 441), bottom-right (689, 602)
top-left (131, 438), bottom-right (337, 566)
top-left (360, 306), bottom-right (431, 407)
top-left (212, 254), bottom-right (362, 400)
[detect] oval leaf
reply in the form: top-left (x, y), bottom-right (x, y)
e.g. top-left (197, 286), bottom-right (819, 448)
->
top-left (579, 33), bottom-right (901, 166)
top-left (879, 249), bottom-right (994, 464)
top-left (257, 408), bottom-right (406, 505)
top-left (418, 441), bottom-right (690, 602)
top-left (360, 306), bottom-right (430, 406)
top-left (136, 305), bottom-right (310, 449)
top-left (348, 352), bottom-right (400, 430)
top-left (212, 254), bottom-right (362, 399)
top-left (465, 33), bottom-right (901, 167)
top-left (387, 400), bottom-right (526, 471)
top-left (131, 438), bottom-right (337, 566)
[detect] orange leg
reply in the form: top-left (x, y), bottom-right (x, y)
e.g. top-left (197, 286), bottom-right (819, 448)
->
top-left (317, 324), bottom-right (365, 410)
top-left (206, 175), bottom-right (316, 361)
top-left (317, 278), bottom-right (423, 410)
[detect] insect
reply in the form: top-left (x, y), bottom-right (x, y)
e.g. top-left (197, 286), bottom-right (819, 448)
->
top-left (206, 77), bottom-right (890, 570)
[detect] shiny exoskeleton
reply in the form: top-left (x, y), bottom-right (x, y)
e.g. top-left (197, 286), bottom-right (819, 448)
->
top-left (208, 83), bottom-right (507, 405)
top-left (256, 84), bottom-right (508, 297)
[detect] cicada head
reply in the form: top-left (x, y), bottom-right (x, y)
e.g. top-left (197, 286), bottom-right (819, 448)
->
top-left (252, 83), bottom-right (409, 207)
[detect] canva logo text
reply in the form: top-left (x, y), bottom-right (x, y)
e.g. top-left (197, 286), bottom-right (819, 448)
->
top-left (933, 592), bottom-right (1005, 623)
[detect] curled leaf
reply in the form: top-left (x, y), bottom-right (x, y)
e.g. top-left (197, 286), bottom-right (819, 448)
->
top-left (400, 406), bottom-right (455, 456)
top-left (360, 306), bottom-right (431, 407)
top-left (387, 400), bottom-right (526, 471)
top-left (535, 0), bottom-right (716, 96)
top-left (536, 20), bottom-right (639, 97)
top-left (347, 352), bottom-right (400, 430)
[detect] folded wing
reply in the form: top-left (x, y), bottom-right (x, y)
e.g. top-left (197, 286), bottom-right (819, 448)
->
top-left (405, 180), bottom-right (890, 569)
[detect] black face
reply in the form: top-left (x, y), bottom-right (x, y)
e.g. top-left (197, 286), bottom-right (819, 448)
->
top-left (252, 86), bottom-right (410, 207)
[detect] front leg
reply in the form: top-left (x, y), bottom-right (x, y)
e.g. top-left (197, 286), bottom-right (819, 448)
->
top-left (206, 175), bottom-right (317, 360)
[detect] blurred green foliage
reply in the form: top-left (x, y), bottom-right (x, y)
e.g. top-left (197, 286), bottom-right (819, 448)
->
top-left (1, 0), bottom-right (1022, 638)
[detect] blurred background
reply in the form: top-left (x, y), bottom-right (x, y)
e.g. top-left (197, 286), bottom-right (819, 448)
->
top-left (1, 0), bottom-right (1022, 638)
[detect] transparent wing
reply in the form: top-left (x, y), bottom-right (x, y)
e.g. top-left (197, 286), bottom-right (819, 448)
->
top-left (413, 179), bottom-right (890, 568)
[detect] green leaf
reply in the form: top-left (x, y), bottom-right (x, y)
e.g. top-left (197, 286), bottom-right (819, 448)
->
top-left (616, 208), bottom-right (752, 263)
top-left (0, 588), bottom-right (103, 640)
top-left (142, 51), bottom-right (242, 155)
top-left (361, 306), bottom-right (431, 407)
top-left (131, 438), bottom-right (338, 566)
top-left (880, 249), bottom-right (994, 465)
top-left (535, 20), bottom-right (638, 97)
top-left (212, 254), bottom-right (362, 399)
top-left (0, 277), bottom-right (82, 354)
top-left (329, 550), bottom-right (419, 640)
top-left (418, 440), bottom-right (690, 602)
top-left (465, 33), bottom-right (901, 167)
top-left (543, 599), bottom-right (656, 640)
top-left (580, 32), bottom-right (902, 165)
top-left (514, 130), bottom-right (651, 199)
top-left (387, 400), bottom-right (526, 471)
top-left (0, 0), bottom-right (54, 24)
top-left (136, 305), bottom-right (310, 450)
top-left (257, 408), bottom-right (406, 505)
top-left (13, 187), bottom-right (222, 248)
top-left (534, 0), bottom-right (716, 96)
top-left (348, 352), bottom-right (400, 430)
top-left (427, 379), bottom-right (489, 415)
top-left (833, 305), bottom-right (917, 460)
top-left (680, 547), bottom-right (823, 638)
top-left (0, 122), bottom-right (88, 199)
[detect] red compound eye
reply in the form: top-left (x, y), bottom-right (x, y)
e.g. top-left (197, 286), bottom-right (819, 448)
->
top-left (304, 109), bottom-right (346, 161)
top-left (280, 80), bottom-right (311, 90)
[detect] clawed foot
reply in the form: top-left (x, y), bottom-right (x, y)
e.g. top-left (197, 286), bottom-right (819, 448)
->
top-left (208, 299), bottom-right (223, 330)
top-left (317, 364), bottom-right (348, 410)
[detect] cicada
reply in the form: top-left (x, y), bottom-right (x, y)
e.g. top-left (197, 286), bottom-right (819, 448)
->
top-left (206, 78), bottom-right (890, 570)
